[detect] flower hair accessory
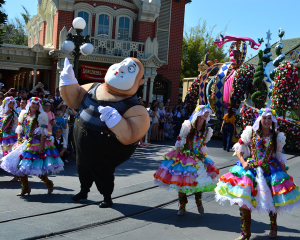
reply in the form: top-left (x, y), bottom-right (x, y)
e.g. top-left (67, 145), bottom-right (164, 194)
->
top-left (258, 108), bottom-right (277, 118)
top-left (0, 96), bottom-right (17, 114)
top-left (25, 97), bottom-right (45, 113)
top-left (253, 108), bottom-right (278, 131)
top-left (189, 104), bottom-right (212, 127)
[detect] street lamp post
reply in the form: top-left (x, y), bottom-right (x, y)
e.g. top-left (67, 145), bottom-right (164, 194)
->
top-left (61, 17), bottom-right (94, 78)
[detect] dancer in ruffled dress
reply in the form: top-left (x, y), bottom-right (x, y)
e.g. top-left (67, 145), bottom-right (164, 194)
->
top-left (0, 97), bottom-right (19, 181)
top-left (215, 108), bottom-right (300, 239)
top-left (0, 97), bottom-right (18, 159)
top-left (1, 97), bottom-right (64, 196)
top-left (154, 104), bottom-right (219, 216)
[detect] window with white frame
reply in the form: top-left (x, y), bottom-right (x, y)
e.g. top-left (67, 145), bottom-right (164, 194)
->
top-left (98, 14), bottom-right (110, 38)
top-left (77, 11), bottom-right (89, 36)
top-left (118, 17), bottom-right (129, 40)
top-left (116, 16), bottom-right (132, 41)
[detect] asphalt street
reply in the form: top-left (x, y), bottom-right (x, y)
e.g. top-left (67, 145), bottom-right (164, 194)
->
top-left (0, 138), bottom-right (299, 240)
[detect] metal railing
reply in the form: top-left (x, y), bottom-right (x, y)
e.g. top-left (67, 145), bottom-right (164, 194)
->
top-left (90, 37), bottom-right (145, 58)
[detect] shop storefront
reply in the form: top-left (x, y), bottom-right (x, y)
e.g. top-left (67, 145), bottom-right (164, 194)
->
top-left (77, 62), bottom-right (109, 85)
top-left (0, 43), bottom-right (53, 92)
top-left (152, 75), bottom-right (171, 103)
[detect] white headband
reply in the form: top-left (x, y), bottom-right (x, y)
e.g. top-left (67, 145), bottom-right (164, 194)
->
top-left (252, 108), bottom-right (277, 131)
top-left (0, 97), bottom-right (17, 114)
top-left (189, 104), bottom-right (212, 127)
top-left (25, 97), bottom-right (45, 114)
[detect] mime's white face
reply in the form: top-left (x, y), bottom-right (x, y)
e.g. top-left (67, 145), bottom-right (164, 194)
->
top-left (105, 58), bottom-right (140, 90)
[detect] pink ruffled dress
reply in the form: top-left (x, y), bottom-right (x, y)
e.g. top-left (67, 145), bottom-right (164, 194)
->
top-left (154, 126), bottom-right (219, 193)
top-left (0, 113), bottom-right (18, 157)
top-left (1, 111), bottom-right (64, 176)
top-left (215, 126), bottom-right (300, 214)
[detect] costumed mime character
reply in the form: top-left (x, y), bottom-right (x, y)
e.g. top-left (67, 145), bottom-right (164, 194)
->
top-left (59, 57), bottom-right (150, 208)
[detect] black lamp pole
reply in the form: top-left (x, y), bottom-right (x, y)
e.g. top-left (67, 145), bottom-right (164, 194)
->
top-left (66, 29), bottom-right (91, 79)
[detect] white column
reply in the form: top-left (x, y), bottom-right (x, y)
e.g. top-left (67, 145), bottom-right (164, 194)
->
top-left (56, 69), bottom-right (60, 89)
top-left (27, 71), bottom-right (31, 89)
top-left (56, 60), bottom-right (63, 89)
top-left (149, 77), bottom-right (155, 103)
top-left (143, 77), bottom-right (148, 101)
top-left (149, 68), bottom-right (157, 103)
top-left (32, 69), bottom-right (37, 87)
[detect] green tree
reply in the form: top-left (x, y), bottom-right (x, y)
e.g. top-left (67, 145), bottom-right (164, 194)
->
top-left (181, 19), bottom-right (228, 81)
top-left (0, 0), bottom-right (8, 45)
top-left (2, 5), bottom-right (31, 46)
top-left (251, 50), bottom-right (266, 108)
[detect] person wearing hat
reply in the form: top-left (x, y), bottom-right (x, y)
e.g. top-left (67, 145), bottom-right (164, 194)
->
top-left (154, 104), bottom-right (220, 216)
top-left (215, 108), bottom-right (300, 240)
top-left (0, 97), bottom-right (64, 196)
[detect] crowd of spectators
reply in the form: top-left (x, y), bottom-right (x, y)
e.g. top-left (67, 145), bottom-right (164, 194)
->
top-left (138, 97), bottom-right (188, 145)
top-left (0, 83), bottom-right (76, 162)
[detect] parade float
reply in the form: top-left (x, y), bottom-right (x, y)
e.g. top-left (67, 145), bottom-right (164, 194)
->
top-left (183, 29), bottom-right (300, 150)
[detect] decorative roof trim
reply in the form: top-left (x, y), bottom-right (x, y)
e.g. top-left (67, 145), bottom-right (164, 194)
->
top-left (82, 0), bottom-right (138, 10)
top-left (94, 5), bottom-right (119, 17)
top-left (115, 8), bottom-right (137, 20)
top-left (74, 2), bottom-right (94, 13)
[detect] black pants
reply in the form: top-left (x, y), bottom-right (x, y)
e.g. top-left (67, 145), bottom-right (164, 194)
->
top-left (223, 123), bottom-right (234, 150)
top-left (73, 120), bottom-right (137, 196)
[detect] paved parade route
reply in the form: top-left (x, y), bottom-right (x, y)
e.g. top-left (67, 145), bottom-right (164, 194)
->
top-left (1, 139), bottom-right (299, 240)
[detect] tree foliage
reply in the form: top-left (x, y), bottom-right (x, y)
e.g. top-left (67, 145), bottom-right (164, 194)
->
top-left (0, 0), bottom-right (8, 45)
top-left (181, 19), bottom-right (228, 81)
top-left (2, 5), bottom-right (31, 46)
top-left (251, 50), bottom-right (266, 108)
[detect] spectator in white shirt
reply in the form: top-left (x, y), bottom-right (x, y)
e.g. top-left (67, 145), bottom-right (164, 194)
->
top-left (158, 102), bottom-right (166, 141)
top-left (16, 98), bottom-right (27, 114)
top-left (146, 103), bottom-right (155, 144)
top-left (151, 106), bottom-right (159, 141)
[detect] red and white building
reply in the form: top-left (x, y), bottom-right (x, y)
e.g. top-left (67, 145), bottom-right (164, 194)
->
top-left (2, 0), bottom-right (190, 105)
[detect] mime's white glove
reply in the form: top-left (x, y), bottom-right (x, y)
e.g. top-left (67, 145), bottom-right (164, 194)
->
top-left (98, 106), bottom-right (122, 128)
top-left (59, 58), bottom-right (78, 87)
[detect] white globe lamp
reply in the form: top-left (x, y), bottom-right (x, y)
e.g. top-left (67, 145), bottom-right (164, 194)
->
top-left (61, 40), bottom-right (75, 53)
top-left (72, 17), bottom-right (86, 30)
top-left (80, 43), bottom-right (94, 55)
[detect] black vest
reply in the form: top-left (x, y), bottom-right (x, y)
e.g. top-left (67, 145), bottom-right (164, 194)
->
top-left (77, 83), bottom-right (141, 132)
top-left (54, 137), bottom-right (64, 152)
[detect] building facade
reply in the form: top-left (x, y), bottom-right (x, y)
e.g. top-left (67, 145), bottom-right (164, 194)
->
top-left (6, 0), bottom-right (190, 105)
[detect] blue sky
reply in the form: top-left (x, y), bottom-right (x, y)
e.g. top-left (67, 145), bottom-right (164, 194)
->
top-left (3, 0), bottom-right (300, 60)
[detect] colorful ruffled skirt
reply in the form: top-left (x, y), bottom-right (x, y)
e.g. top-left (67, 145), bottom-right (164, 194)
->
top-left (154, 149), bottom-right (219, 193)
top-left (215, 158), bottom-right (300, 214)
top-left (0, 131), bottom-right (17, 157)
top-left (1, 137), bottom-right (64, 176)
